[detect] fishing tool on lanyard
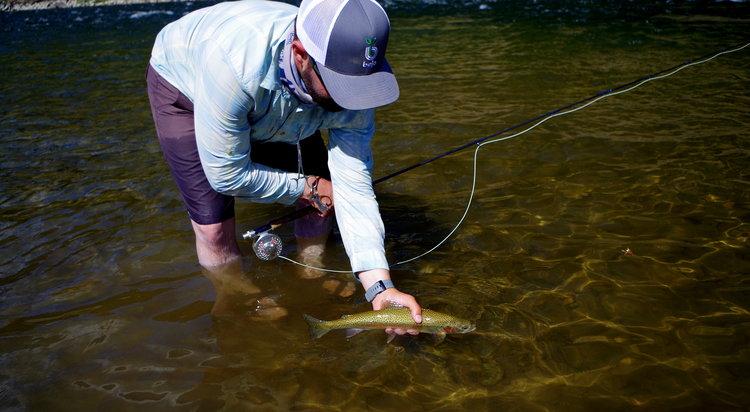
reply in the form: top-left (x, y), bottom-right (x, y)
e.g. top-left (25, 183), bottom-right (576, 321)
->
top-left (244, 178), bottom-right (329, 261)
top-left (243, 41), bottom-right (750, 269)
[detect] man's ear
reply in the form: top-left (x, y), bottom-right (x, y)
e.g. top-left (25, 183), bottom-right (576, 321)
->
top-left (291, 39), bottom-right (310, 71)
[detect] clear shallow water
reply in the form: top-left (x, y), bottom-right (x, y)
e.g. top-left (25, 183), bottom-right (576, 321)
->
top-left (1, 1), bottom-right (749, 409)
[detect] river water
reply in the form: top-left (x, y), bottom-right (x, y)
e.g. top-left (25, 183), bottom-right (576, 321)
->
top-left (1, 0), bottom-right (749, 409)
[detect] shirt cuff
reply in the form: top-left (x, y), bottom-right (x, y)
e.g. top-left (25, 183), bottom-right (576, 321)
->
top-left (350, 250), bottom-right (389, 274)
top-left (280, 172), bottom-right (305, 205)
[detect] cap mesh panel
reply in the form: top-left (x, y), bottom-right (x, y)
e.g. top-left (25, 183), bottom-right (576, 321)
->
top-left (302, 0), bottom-right (346, 60)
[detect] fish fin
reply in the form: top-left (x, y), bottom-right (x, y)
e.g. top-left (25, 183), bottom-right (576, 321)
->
top-left (345, 328), bottom-right (365, 339)
top-left (303, 314), bottom-right (329, 339)
top-left (386, 333), bottom-right (397, 344)
top-left (433, 331), bottom-right (446, 344)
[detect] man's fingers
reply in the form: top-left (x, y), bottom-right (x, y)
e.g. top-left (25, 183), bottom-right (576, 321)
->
top-left (404, 296), bottom-right (423, 323)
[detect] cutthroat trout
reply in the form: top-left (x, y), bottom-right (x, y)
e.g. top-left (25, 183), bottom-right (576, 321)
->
top-left (303, 308), bottom-right (475, 340)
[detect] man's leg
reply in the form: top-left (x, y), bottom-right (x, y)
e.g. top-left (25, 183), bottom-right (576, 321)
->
top-left (146, 65), bottom-right (240, 267)
top-left (191, 218), bottom-right (241, 268)
top-left (250, 133), bottom-right (334, 273)
top-left (147, 65), bottom-right (290, 318)
top-left (250, 136), bottom-right (353, 296)
top-left (200, 254), bottom-right (287, 321)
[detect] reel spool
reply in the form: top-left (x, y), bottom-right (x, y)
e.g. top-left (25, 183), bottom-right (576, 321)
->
top-left (245, 231), bottom-right (283, 261)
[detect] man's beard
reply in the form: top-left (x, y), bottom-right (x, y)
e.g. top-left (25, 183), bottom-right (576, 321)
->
top-left (301, 69), bottom-right (344, 112)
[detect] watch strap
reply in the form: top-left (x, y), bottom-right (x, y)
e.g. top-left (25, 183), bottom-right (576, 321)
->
top-left (365, 279), bottom-right (394, 302)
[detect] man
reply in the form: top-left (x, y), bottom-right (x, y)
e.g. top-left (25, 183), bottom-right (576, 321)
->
top-left (146, 0), bottom-right (423, 332)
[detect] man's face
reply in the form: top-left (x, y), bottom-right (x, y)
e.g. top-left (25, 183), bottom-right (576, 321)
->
top-left (304, 59), bottom-right (344, 112)
top-left (292, 39), bottom-right (343, 112)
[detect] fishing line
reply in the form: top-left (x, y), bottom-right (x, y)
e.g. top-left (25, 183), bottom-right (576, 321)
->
top-left (254, 41), bottom-right (750, 273)
top-left (278, 255), bottom-right (352, 273)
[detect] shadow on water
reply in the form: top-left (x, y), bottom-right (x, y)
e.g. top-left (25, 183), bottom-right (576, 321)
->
top-left (1, 0), bottom-right (750, 409)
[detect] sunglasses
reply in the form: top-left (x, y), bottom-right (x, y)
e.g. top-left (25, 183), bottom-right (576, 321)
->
top-left (309, 57), bottom-right (326, 88)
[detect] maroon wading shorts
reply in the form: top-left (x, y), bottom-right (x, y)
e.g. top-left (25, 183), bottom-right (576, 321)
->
top-left (146, 65), bottom-right (332, 237)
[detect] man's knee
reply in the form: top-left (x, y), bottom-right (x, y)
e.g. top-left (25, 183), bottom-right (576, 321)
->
top-left (191, 218), bottom-right (236, 247)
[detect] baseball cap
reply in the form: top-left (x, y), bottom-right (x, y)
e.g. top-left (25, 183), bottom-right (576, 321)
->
top-left (296, 0), bottom-right (399, 110)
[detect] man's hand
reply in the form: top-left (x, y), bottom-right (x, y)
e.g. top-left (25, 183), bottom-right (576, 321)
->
top-left (301, 175), bottom-right (333, 217)
top-left (359, 268), bottom-right (423, 336)
top-left (372, 288), bottom-right (423, 336)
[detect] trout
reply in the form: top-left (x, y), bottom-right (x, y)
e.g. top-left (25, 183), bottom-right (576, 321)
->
top-left (303, 308), bottom-right (475, 340)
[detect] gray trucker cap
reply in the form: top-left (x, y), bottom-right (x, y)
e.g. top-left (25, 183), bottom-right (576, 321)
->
top-left (296, 0), bottom-right (399, 110)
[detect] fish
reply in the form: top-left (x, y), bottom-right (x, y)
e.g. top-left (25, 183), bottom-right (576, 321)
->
top-left (303, 308), bottom-right (475, 341)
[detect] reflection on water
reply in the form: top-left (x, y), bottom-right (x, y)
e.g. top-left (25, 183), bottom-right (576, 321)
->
top-left (1, 0), bottom-right (749, 409)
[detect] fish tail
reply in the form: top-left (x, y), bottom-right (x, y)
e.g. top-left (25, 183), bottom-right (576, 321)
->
top-left (303, 314), bottom-right (329, 339)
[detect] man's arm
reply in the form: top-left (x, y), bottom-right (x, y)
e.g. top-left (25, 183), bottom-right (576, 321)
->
top-left (327, 111), bottom-right (422, 331)
top-left (192, 45), bottom-right (306, 205)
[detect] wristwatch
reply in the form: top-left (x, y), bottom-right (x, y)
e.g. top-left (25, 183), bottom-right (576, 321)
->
top-left (365, 279), bottom-right (394, 302)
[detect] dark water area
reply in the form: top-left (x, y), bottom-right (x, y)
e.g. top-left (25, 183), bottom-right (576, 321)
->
top-left (1, 0), bottom-right (750, 410)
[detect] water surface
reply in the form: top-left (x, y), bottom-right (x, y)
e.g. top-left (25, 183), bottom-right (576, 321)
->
top-left (1, 1), bottom-right (749, 409)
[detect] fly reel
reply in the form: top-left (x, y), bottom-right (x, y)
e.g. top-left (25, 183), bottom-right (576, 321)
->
top-left (242, 230), bottom-right (283, 261)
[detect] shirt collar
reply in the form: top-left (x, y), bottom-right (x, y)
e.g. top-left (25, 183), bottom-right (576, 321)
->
top-left (278, 23), bottom-right (315, 105)
top-left (258, 19), bottom-right (293, 91)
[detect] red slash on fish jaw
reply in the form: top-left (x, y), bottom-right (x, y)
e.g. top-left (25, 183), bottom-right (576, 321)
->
top-left (443, 327), bottom-right (456, 333)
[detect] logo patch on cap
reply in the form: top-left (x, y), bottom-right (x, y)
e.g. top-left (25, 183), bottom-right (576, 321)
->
top-left (363, 36), bottom-right (378, 68)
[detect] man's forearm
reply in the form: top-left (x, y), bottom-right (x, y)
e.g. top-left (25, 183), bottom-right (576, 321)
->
top-left (357, 268), bottom-right (390, 290)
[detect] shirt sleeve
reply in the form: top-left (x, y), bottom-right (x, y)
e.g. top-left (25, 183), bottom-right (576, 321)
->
top-left (193, 45), bottom-right (304, 205)
top-left (327, 109), bottom-right (389, 273)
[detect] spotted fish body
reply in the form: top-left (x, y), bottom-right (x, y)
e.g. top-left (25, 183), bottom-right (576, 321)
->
top-left (303, 308), bottom-right (475, 339)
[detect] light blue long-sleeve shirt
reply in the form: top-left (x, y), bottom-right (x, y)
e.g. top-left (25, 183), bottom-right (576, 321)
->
top-left (149, 0), bottom-right (388, 272)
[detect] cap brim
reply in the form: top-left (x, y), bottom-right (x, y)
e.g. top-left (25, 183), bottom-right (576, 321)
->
top-left (317, 60), bottom-right (399, 111)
